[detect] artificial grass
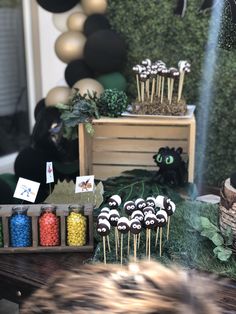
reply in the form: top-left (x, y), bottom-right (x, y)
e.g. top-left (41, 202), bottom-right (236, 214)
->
top-left (93, 171), bottom-right (236, 280)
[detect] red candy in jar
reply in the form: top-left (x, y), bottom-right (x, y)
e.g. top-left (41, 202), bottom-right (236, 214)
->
top-left (39, 205), bottom-right (60, 246)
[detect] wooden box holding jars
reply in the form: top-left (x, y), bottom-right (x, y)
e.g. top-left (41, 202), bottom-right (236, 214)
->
top-left (0, 203), bottom-right (94, 253)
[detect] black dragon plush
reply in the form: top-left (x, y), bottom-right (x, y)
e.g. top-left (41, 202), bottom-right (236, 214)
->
top-left (153, 147), bottom-right (187, 186)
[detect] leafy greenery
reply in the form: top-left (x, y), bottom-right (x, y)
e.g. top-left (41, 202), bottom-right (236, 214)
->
top-left (189, 216), bottom-right (233, 261)
top-left (97, 89), bottom-right (129, 117)
top-left (56, 89), bottom-right (100, 140)
top-left (93, 171), bottom-right (236, 279)
top-left (107, 0), bottom-right (236, 186)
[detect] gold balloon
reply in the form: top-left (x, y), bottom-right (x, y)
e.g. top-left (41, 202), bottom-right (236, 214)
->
top-left (55, 31), bottom-right (86, 64)
top-left (52, 4), bottom-right (84, 33)
top-left (45, 86), bottom-right (71, 107)
top-left (67, 12), bottom-right (87, 32)
top-left (73, 78), bottom-right (104, 97)
top-left (81, 0), bottom-right (107, 15)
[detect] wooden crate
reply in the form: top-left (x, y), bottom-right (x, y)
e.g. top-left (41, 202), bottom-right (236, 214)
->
top-left (0, 204), bottom-right (94, 253)
top-left (79, 116), bottom-right (196, 182)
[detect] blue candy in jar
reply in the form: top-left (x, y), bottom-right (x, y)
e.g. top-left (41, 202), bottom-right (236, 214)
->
top-left (9, 206), bottom-right (32, 247)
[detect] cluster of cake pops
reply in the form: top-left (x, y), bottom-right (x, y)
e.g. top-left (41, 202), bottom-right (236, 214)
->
top-left (96, 194), bottom-right (176, 264)
top-left (132, 59), bottom-right (191, 113)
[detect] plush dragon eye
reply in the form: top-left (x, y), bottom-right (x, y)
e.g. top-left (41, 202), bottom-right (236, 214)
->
top-left (156, 154), bottom-right (162, 163)
top-left (165, 155), bottom-right (174, 165)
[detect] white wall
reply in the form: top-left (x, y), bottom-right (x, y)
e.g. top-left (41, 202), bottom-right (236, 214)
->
top-left (38, 6), bottom-right (66, 97)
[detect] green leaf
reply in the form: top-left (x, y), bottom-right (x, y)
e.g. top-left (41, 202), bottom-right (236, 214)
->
top-left (211, 233), bottom-right (224, 246)
top-left (213, 246), bottom-right (232, 261)
top-left (85, 123), bottom-right (95, 136)
top-left (55, 103), bottom-right (70, 110)
top-left (200, 217), bottom-right (220, 232)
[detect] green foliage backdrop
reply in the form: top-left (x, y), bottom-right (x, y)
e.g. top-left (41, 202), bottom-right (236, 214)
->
top-left (107, 0), bottom-right (236, 186)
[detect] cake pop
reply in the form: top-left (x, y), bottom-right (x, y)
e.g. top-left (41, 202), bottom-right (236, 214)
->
top-left (156, 210), bottom-right (168, 257)
top-left (117, 217), bottom-right (130, 265)
top-left (123, 200), bottom-right (136, 216)
top-left (97, 219), bottom-right (111, 264)
top-left (135, 198), bottom-right (147, 211)
top-left (130, 218), bottom-right (142, 262)
top-left (107, 195), bottom-right (121, 209)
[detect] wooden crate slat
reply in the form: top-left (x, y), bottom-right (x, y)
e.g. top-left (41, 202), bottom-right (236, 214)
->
top-left (93, 151), bottom-right (188, 166)
top-left (93, 165), bottom-right (158, 180)
top-left (93, 138), bottom-right (188, 153)
top-left (94, 124), bottom-right (188, 139)
top-left (92, 116), bottom-right (195, 126)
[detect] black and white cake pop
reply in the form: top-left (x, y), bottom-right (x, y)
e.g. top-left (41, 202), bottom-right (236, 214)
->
top-left (156, 195), bottom-right (170, 210)
top-left (100, 207), bottom-right (110, 214)
top-left (107, 195), bottom-right (121, 209)
top-left (130, 218), bottom-right (142, 234)
top-left (146, 197), bottom-right (157, 209)
top-left (97, 219), bottom-right (111, 236)
top-left (143, 206), bottom-right (155, 216)
top-left (135, 198), bottom-right (147, 210)
top-left (144, 213), bottom-right (158, 229)
top-left (123, 200), bottom-right (136, 216)
top-left (164, 200), bottom-right (176, 216)
top-left (117, 217), bottom-right (130, 234)
top-left (109, 209), bottom-right (120, 227)
top-left (131, 210), bottom-right (144, 222)
top-left (97, 212), bottom-right (110, 222)
top-left (156, 210), bottom-right (168, 227)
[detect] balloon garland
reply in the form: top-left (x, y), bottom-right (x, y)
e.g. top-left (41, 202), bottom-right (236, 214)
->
top-left (36, 0), bottom-right (127, 107)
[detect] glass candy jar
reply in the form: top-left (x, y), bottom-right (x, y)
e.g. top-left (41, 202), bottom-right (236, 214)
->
top-left (67, 205), bottom-right (87, 246)
top-left (9, 206), bottom-right (31, 247)
top-left (0, 218), bottom-right (3, 247)
top-left (39, 205), bottom-right (60, 246)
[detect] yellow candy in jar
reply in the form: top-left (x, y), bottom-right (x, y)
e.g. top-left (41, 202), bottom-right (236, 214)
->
top-left (67, 207), bottom-right (87, 246)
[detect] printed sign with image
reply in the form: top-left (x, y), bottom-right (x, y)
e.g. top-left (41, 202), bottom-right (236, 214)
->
top-left (46, 161), bottom-right (54, 184)
top-left (75, 175), bottom-right (94, 193)
top-left (13, 177), bottom-right (40, 203)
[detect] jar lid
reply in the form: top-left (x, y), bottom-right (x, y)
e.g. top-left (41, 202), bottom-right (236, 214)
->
top-left (41, 204), bottom-right (57, 213)
top-left (68, 204), bottom-right (83, 213)
top-left (12, 205), bottom-right (29, 214)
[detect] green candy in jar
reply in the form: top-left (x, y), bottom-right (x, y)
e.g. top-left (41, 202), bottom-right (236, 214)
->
top-left (67, 205), bottom-right (87, 246)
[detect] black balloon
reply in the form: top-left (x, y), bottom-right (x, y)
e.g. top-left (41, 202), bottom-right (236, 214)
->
top-left (84, 14), bottom-right (110, 37)
top-left (14, 146), bottom-right (55, 203)
top-left (36, 0), bottom-right (79, 13)
top-left (84, 30), bottom-right (127, 74)
top-left (65, 59), bottom-right (94, 87)
top-left (34, 98), bottom-right (46, 120)
top-left (0, 174), bottom-right (17, 204)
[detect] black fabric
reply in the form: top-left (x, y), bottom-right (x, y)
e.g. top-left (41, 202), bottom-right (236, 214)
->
top-left (84, 14), bottom-right (110, 37)
top-left (84, 30), bottom-right (127, 74)
top-left (36, 0), bottom-right (79, 13)
top-left (228, 0), bottom-right (236, 23)
top-left (34, 98), bottom-right (46, 120)
top-left (65, 59), bottom-right (94, 87)
top-left (198, 0), bottom-right (214, 13)
top-left (219, 0), bottom-right (236, 50)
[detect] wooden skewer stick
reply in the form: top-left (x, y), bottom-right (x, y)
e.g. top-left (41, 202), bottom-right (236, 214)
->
top-left (146, 228), bottom-right (148, 257)
top-left (159, 227), bottom-right (163, 257)
top-left (146, 78), bottom-right (150, 100)
top-left (107, 235), bottom-right (111, 252)
top-left (167, 216), bottom-right (171, 241)
top-left (148, 229), bottom-right (151, 261)
top-left (161, 77), bottom-right (165, 104)
top-left (177, 72), bottom-right (185, 102)
top-left (138, 233), bottom-right (141, 249)
top-left (103, 236), bottom-right (106, 264)
top-left (151, 78), bottom-right (156, 103)
top-left (115, 227), bottom-right (120, 247)
top-left (141, 81), bottom-right (145, 102)
top-left (155, 227), bottom-right (159, 248)
top-left (134, 234), bottom-right (137, 262)
top-left (156, 75), bottom-right (159, 96)
top-left (127, 230), bottom-right (130, 256)
top-left (120, 233), bottom-right (123, 266)
top-left (136, 74), bottom-right (141, 102)
top-left (167, 77), bottom-right (171, 104)
top-left (115, 228), bottom-right (118, 260)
